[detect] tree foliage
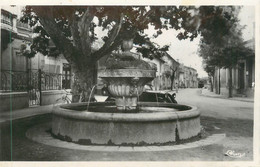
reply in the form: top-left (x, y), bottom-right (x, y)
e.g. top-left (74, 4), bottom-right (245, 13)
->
top-left (20, 6), bottom-right (202, 70)
top-left (20, 6), bottom-right (255, 100)
top-left (197, 6), bottom-right (254, 96)
top-left (198, 6), bottom-right (254, 69)
top-left (19, 6), bottom-right (210, 102)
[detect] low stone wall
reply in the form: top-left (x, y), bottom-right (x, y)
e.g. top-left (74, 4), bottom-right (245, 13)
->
top-left (0, 92), bottom-right (29, 112)
top-left (52, 103), bottom-right (200, 145)
top-left (41, 90), bottom-right (71, 105)
top-left (0, 90), bottom-right (71, 112)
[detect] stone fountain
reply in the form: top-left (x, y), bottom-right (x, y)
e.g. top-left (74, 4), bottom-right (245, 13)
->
top-left (98, 39), bottom-right (156, 111)
top-left (51, 39), bottom-right (201, 146)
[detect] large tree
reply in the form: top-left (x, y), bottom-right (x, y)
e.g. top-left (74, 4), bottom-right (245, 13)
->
top-left (202, 60), bottom-right (215, 92)
top-left (21, 6), bottom-right (202, 102)
top-left (170, 66), bottom-right (179, 90)
top-left (197, 6), bottom-right (254, 97)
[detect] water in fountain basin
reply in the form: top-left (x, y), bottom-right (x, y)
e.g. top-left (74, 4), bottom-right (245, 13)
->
top-left (155, 93), bottom-right (159, 107)
top-left (86, 105), bottom-right (179, 113)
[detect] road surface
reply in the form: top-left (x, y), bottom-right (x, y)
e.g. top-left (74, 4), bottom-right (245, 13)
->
top-left (0, 88), bottom-right (254, 161)
top-left (177, 88), bottom-right (254, 120)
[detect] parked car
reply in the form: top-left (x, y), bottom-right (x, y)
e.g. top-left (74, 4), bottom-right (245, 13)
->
top-left (105, 90), bottom-right (177, 104)
top-left (140, 90), bottom-right (177, 103)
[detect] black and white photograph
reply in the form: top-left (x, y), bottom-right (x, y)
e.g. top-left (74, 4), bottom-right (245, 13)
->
top-left (0, 1), bottom-right (259, 166)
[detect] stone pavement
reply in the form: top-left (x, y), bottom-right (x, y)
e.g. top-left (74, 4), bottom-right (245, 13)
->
top-left (200, 88), bottom-right (254, 103)
top-left (0, 104), bottom-right (53, 123)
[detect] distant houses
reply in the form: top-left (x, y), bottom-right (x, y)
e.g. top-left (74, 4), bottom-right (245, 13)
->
top-left (97, 49), bottom-right (199, 91)
top-left (142, 51), bottom-right (198, 90)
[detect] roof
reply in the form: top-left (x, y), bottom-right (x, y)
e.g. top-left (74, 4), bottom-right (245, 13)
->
top-left (163, 52), bottom-right (180, 65)
top-left (1, 9), bottom-right (17, 18)
top-left (184, 66), bottom-right (197, 72)
top-left (244, 38), bottom-right (255, 50)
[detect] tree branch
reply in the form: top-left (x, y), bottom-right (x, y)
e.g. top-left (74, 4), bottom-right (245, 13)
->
top-left (69, 14), bottom-right (83, 53)
top-left (92, 13), bottom-right (123, 61)
top-left (78, 7), bottom-right (95, 57)
top-left (139, 9), bottom-right (155, 26)
top-left (92, 36), bottom-right (123, 62)
top-left (32, 6), bottom-right (79, 65)
top-left (170, 66), bottom-right (178, 73)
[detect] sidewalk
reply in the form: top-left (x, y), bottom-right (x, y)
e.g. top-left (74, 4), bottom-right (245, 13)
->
top-left (200, 88), bottom-right (254, 103)
top-left (0, 104), bottom-right (53, 123)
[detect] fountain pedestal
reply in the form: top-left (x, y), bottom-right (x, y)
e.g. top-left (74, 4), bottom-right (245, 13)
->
top-left (115, 97), bottom-right (137, 110)
top-left (99, 69), bottom-right (156, 111)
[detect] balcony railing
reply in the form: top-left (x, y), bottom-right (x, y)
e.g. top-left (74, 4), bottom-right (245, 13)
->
top-left (1, 19), bottom-right (12, 26)
top-left (16, 21), bottom-right (31, 30)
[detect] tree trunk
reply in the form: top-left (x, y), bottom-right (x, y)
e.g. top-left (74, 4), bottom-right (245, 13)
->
top-left (170, 73), bottom-right (175, 90)
top-left (71, 64), bottom-right (97, 103)
top-left (214, 71), bottom-right (218, 94)
top-left (210, 76), bottom-right (214, 92)
top-left (218, 68), bottom-right (221, 94)
top-left (228, 67), bottom-right (233, 98)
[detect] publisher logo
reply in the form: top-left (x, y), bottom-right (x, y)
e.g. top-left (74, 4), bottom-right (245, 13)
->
top-left (225, 150), bottom-right (245, 158)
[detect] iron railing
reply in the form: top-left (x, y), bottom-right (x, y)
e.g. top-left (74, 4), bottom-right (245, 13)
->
top-left (1, 70), bottom-right (28, 92)
top-left (27, 69), bottom-right (40, 105)
top-left (16, 21), bottom-right (31, 30)
top-left (1, 19), bottom-right (12, 26)
top-left (1, 69), bottom-right (72, 92)
top-left (62, 73), bottom-right (72, 89)
top-left (42, 71), bottom-right (62, 91)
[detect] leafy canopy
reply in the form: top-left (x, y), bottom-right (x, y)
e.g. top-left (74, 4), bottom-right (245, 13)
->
top-left (198, 6), bottom-right (254, 70)
top-left (21, 6), bottom-right (202, 69)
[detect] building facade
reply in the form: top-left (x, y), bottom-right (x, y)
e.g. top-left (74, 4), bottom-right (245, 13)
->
top-left (142, 52), bottom-right (180, 90)
top-left (0, 7), bottom-right (70, 111)
top-left (213, 39), bottom-right (255, 98)
top-left (178, 64), bottom-right (198, 88)
top-left (97, 50), bottom-right (181, 91)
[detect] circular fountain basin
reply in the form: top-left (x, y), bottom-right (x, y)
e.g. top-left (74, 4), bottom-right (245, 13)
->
top-left (52, 102), bottom-right (200, 145)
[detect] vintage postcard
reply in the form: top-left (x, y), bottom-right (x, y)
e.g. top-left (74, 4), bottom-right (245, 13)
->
top-left (0, 0), bottom-right (259, 167)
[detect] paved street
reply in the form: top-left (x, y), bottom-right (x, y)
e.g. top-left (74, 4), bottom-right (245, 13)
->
top-left (178, 88), bottom-right (254, 160)
top-left (177, 88), bottom-right (254, 120)
top-left (0, 88), bottom-right (254, 161)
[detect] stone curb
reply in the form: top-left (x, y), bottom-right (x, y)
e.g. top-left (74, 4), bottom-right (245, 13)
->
top-left (200, 90), bottom-right (254, 103)
top-left (53, 103), bottom-right (200, 122)
top-left (26, 122), bottom-right (226, 152)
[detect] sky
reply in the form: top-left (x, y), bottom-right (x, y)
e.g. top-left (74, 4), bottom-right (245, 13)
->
top-left (145, 6), bottom-right (255, 78)
top-left (238, 6), bottom-right (255, 41)
top-left (145, 28), bottom-right (205, 77)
